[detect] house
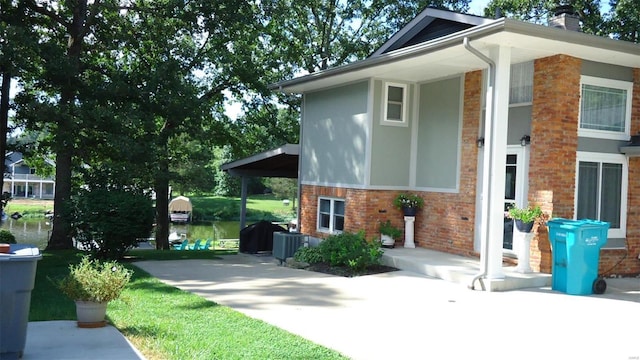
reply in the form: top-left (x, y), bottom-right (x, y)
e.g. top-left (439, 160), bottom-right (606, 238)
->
top-left (271, 7), bottom-right (640, 278)
top-left (3, 152), bottom-right (55, 199)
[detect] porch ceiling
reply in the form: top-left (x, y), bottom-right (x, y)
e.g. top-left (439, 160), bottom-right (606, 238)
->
top-left (220, 144), bottom-right (299, 179)
top-left (272, 18), bottom-right (640, 93)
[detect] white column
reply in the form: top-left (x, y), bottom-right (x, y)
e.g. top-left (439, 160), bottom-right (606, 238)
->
top-left (514, 229), bottom-right (534, 273)
top-left (403, 216), bottom-right (416, 248)
top-left (485, 45), bottom-right (511, 280)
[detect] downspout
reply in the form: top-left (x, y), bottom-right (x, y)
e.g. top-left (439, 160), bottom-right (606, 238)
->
top-left (295, 90), bottom-right (304, 234)
top-left (463, 37), bottom-right (495, 291)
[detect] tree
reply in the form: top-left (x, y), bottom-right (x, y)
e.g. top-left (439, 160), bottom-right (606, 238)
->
top-left (0, 1), bottom-right (40, 214)
top-left (606, 0), bottom-right (639, 43)
top-left (483, 0), bottom-right (640, 42)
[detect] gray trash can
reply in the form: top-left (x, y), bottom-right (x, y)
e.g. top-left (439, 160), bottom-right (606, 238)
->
top-left (0, 244), bottom-right (42, 359)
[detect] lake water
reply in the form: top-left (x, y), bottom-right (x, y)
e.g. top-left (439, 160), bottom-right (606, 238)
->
top-left (0, 219), bottom-right (242, 250)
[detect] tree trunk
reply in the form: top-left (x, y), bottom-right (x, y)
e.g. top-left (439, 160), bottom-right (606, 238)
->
top-left (47, 138), bottom-right (73, 249)
top-left (46, 0), bottom-right (87, 250)
top-left (0, 72), bottom-right (10, 212)
top-left (155, 157), bottom-right (170, 250)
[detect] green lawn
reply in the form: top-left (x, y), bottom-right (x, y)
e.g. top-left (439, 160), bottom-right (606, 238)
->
top-left (6, 194), bottom-right (296, 222)
top-left (31, 250), bottom-right (347, 360)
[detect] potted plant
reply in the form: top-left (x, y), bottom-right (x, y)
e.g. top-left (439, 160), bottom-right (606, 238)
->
top-left (0, 229), bottom-right (16, 253)
top-left (393, 193), bottom-right (424, 216)
top-left (55, 256), bottom-right (132, 328)
top-left (507, 204), bottom-right (548, 273)
top-left (507, 205), bottom-right (544, 233)
top-left (379, 220), bottom-right (402, 248)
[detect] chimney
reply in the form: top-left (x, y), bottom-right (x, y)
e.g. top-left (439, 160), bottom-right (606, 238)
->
top-left (548, 4), bottom-right (581, 32)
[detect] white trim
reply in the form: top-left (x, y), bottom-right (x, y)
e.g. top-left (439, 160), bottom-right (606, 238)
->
top-left (454, 75), bottom-right (464, 192)
top-left (382, 82), bottom-right (409, 126)
top-left (365, 78), bottom-right (374, 187)
top-left (410, 83), bottom-right (419, 187)
top-left (317, 197), bottom-right (345, 234)
top-left (574, 151), bottom-right (628, 239)
top-left (578, 76), bottom-right (633, 141)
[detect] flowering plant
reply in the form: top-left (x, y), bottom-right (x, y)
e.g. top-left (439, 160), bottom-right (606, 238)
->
top-left (55, 256), bottom-right (132, 303)
top-left (393, 193), bottom-right (424, 209)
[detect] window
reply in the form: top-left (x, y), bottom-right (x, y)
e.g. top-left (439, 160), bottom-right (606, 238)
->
top-left (382, 82), bottom-right (407, 126)
top-left (575, 152), bottom-right (628, 238)
top-left (579, 76), bottom-right (632, 140)
top-left (509, 61), bottom-right (533, 104)
top-left (318, 197), bottom-right (345, 233)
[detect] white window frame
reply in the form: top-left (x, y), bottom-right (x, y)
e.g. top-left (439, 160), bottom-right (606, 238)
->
top-left (317, 197), bottom-right (345, 234)
top-left (574, 151), bottom-right (628, 239)
top-left (578, 76), bottom-right (633, 141)
top-left (382, 82), bottom-right (408, 126)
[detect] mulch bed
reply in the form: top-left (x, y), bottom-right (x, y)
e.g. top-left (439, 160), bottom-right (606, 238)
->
top-left (306, 262), bottom-right (399, 278)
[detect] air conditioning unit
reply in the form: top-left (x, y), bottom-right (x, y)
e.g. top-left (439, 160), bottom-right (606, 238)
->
top-left (273, 232), bottom-right (306, 265)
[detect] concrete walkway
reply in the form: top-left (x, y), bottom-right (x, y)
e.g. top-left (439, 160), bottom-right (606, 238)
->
top-left (134, 253), bottom-right (640, 360)
top-left (21, 321), bottom-right (145, 360)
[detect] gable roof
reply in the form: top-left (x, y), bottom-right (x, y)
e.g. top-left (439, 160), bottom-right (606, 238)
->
top-left (271, 10), bottom-right (640, 94)
top-left (372, 8), bottom-right (492, 56)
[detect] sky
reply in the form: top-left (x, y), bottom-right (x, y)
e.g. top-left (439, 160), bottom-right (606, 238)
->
top-left (469, 0), bottom-right (491, 16)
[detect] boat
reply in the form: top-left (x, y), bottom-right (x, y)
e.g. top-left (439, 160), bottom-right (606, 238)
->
top-left (168, 196), bottom-right (192, 223)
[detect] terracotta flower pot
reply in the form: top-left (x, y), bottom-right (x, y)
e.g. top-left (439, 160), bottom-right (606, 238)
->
top-left (0, 243), bottom-right (10, 254)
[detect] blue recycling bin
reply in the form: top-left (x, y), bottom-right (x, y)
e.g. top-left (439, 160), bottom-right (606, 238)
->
top-left (547, 219), bottom-right (609, 295)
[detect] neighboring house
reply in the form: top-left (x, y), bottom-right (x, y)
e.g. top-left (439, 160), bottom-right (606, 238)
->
top-left (3, 152), bottom-right (55, 199)
top-left (271, 7), bottom-right (640, 277)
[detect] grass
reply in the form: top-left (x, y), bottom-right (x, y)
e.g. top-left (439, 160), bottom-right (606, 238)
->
top-left (6, 194), bottom-right (296, 221)
top-left (190, 193), bottom-right (296, 221)
top-left (31, 250), bottom-right (348, 360)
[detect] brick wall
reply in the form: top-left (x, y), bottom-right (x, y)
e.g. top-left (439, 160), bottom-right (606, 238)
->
top-left (600, 67), bottom-right (640, 276)
top-left (529, 55), bottom-right (582, 273)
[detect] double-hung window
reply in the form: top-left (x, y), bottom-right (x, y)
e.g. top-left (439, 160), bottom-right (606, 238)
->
top-left (382, 82), bottom-right (408, 126)
top-left (509, 61), bottom-right (533, 105)
top-left (575, 152), bottom-right (628, 239)
top-left (318, 197), bottom-right (345, 233)
top-left (579, 76), bottom-right (633, 140)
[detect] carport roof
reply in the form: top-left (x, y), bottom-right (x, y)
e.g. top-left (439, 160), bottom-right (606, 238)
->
top-left (220, 144), bottom-right (299, 178)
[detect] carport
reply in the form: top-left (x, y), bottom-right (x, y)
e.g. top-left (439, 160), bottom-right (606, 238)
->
top-left (220, 143), bottom-right (299, 231)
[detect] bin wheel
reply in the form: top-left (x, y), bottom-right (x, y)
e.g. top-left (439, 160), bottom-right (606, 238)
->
top-left (593, 278), bottom-right (607, 294)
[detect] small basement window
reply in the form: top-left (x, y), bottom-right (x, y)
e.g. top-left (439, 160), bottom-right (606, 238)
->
top-left (318, 197), bottom-right (345, 233)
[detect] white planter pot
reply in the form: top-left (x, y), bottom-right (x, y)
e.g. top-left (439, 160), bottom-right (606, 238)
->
top-left (380, 234), bottom-right (395, 248)
top-left (75, 301), bottom-right (108, 328)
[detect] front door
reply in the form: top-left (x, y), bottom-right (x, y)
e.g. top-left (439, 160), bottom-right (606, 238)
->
top-left (503, 146), bottom-right (527, 251)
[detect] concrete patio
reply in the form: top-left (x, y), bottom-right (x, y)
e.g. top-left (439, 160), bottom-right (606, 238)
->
top-left (381, 247), bottom-right (552, 291)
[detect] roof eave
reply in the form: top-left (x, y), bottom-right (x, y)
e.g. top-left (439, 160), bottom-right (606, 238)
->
top-left (270, 18), bottom-right (640, 94)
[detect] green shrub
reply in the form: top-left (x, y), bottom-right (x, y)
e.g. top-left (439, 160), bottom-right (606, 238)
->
top-left (318, 231), bottom-right (383, 271)
top-left (69, 188), bottom-right (155, 260)
top-left (293, 246), bottom-right (323, 264)
top-left (0, 229), bottom-right (16, 244)
top-left (55, 256), bottom-right (132, 302)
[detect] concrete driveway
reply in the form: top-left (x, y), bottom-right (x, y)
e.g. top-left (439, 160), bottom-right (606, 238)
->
top-left (134, 254), bottom-right (640, 360)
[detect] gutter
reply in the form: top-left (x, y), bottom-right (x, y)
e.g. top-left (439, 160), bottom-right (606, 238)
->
top-left (463, 37), bottom-right (494, 291)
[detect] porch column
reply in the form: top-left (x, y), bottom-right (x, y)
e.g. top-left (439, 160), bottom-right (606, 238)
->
top-left (483, 45), bottom-right (511, 279)
top-left (239, 176), bottom-right (248, 232)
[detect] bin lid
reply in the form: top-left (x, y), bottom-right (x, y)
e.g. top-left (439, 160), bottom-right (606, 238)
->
top-left (0, 244), bottom-right (42, 261)
top-left (547, 218), bottom-right (610, 229)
